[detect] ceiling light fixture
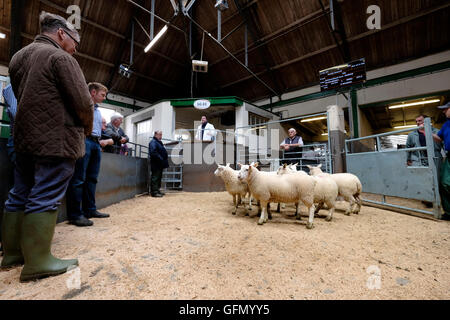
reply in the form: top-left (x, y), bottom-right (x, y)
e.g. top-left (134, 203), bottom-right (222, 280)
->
top-left (321, 133), bottom-right (328, 136)
top-left (388, 99), bottom-right (440, 109)
top-left (300, 116), bottom-right (327, 123)
top-left (0, 33), bottom-right (6, 39)
top-left (144, 25), bottom-right (168, 53)
top-left (394, 124), bottom-right (417, 129)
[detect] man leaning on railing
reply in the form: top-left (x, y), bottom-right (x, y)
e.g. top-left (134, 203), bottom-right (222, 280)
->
top-left (104, 113), bottom-right (129, 154)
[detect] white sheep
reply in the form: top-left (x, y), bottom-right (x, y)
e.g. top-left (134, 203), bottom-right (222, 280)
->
top-left (278, 163), bottom-right (338, 222)
top-left (237, 163), bottom-right (272, 220)
top-left (307, 164), bottom-right (362, 215)
top-left (214, 163), bottom-right (252, 215)
top-left (238, 163), bottom-right (317, 229)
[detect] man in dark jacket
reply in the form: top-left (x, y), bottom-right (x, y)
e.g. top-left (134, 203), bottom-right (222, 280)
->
top-left (104, 113), bottom-right (129, 154)
top-left (149, 130), bottom-right (169, 197)
top-left (1, 12), bottom-right (93, 282)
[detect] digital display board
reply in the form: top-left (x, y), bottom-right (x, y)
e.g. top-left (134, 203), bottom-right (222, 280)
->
top-left (319, 58), bottom-right (366, 91)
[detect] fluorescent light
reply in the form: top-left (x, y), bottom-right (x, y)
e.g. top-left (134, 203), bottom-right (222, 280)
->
top-left (300, 116), bottom-right (327, 123)
top-left (389, 99), bottom-right (440, 109)
top-left (394, 125), bottom-right (417, 129)
top-left (0, 33), bottom-right (6, 39)
top-left (248, 125), bottom-right (267, 131)
top-left (321, 133), bottom-right (328, 136)
top-left (144, 25), bottom-right (168, 53)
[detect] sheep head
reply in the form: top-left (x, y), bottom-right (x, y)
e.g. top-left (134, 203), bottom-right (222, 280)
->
top-left (307, 164), bottom-right (323, 176)
top-left (237, 164), bottom-right (250, 181)
top-left (214, 165), bottom-right (225, 176)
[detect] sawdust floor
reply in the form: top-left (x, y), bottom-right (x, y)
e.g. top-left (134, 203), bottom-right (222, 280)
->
top-left (0, 191), bottom-right (449, 300)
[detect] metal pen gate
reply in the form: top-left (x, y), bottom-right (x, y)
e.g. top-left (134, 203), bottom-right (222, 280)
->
top-left (235, 112), bottom-right (333, 173)
top-left (345, 118), bottom-right (442, 218)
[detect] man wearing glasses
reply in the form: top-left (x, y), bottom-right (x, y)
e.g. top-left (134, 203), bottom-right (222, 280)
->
top-left (1, 12), bottom-right (93, 282)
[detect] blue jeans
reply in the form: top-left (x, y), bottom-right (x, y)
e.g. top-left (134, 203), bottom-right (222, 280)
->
top-left (6, 136), bottom-right (16, 164)
top-left (66, 138), bottom-right (102, 220)
top-left (5, 154), bottom-right (75, 213)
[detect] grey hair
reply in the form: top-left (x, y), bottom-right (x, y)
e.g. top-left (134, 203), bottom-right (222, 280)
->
top-left (39, 11), bottom-right (78, 36)
top-left (154, 130), bottom-right (162, 135)
top-left (288, 128), bottom-right (296, 133)
top-left (110, 113), bottom-right (124, 122)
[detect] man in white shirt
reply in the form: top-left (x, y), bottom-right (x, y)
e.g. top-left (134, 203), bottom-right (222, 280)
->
top-left (196, 115), bottom-right (216, 141)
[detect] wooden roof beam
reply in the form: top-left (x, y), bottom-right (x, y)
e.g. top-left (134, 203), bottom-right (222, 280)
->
top-left (318, 0), bottom-right (350, 63)
top-left (38, 0), bottom-right (186, 68)
top-left (10, 0), bottom-right (26, 59)
top-left (219, 2), bottom-right (450, 89)
top-left (1, 27), bottom-right (176, 88)
top-left (231, 0), bottom-right (283, 97)
top-left (210, 7), bottom-right (328, 67)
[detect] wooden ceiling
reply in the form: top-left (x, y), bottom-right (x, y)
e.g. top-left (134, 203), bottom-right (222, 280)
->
top-left (1, 0), bottom-right (449, 104)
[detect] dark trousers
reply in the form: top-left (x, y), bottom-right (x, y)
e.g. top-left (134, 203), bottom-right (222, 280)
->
top-left (440, 157), bottom-right (450, 215)
top-left (150, 169), bottom-right (163, 195)
top-left (282, 151), bottom-right (302, 165)
top-left (4, 154), bottom-right (75, 214)
top-left (66, 138), bottom-right (102, 220)
top-left (6, 136), bottom-right (16, 165)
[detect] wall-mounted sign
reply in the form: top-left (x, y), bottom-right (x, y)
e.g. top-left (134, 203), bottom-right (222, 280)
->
top-left (319, 58), bottom-right (366, 91)
top-left (193, 99), bottom-right (211, 110)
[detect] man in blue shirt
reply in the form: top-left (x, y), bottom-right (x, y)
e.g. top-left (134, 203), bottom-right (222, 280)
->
top-left (432, 102), bottom-right (450, 220)
top-left (2, 84), bottom-right (17, 164)
top-left (66, 82), bottom-right (110, 227)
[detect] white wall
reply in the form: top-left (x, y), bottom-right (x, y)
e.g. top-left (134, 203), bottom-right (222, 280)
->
top-left (357, 69), bottom-right (450, 106)
top-left (123, 101), bottom-right (174, 144)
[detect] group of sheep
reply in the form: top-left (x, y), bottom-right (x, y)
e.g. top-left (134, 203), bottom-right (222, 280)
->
top-left (214, 162), bottom-right (362, 229)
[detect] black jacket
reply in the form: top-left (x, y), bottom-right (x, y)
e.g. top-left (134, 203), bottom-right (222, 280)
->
top-left (149, 138), bottom-right (169, 170)
top-left (104, 123), bottom-right (129, 154)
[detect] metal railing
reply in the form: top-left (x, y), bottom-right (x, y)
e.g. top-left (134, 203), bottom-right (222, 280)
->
top-left (345, 118), bottom-right (442, 218)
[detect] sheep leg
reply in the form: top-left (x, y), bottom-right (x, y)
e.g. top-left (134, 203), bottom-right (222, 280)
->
top-left (345, 196), bottom-right (355, 215)
top-left (267, 203), bottom-right (272, 220)
top-left (314, 202), bottom-right (324, 214)
top-left (295, 203), bottom-right (301, 220)
top-left (238, 194), bottom-right (242, 205)
top-left (258, 201), bottom-right (268, 225)
top-left (232, 195), bottom-right (237, 215)
top-left (276, 203), bottom-right (281, 213)
top-left (243, 194), bottom-right (250, 215)
top-left (248, 194), bottom-right (253, 211)
top-left (306, 203), bottom-right (316, 229)
top-left (325, 201), bottom-right (335, 222)
top-left (354, 194), bottom-right (362, 214)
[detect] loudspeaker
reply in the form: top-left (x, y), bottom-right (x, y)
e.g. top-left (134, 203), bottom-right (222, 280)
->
top-left (192, 60), bottom-right (208, 73)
